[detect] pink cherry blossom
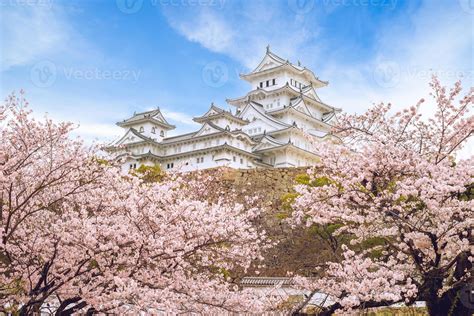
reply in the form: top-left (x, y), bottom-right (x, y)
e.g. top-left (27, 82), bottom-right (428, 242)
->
top-left (293, 77), bottom-right (473, 315)
top-left (0, 92), bottom-right (277, 314)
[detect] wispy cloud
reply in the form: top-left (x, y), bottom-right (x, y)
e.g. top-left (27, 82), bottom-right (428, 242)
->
top-left (163, 3), bottom-right (321, 69)
top-left (1, 5), bottom-right (69, 70)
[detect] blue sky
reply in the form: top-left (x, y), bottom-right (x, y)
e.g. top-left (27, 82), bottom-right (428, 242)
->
top-left (0, 0), bottom-right (473, 155)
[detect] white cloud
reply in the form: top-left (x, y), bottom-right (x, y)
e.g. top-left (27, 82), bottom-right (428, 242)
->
top-left (161, 108), bottom-right (199, 126)
top-left (1, 5), bottom-right (68, 70)
top-left (163, 5), bottom-right (320, 69)
top-left (323, 1), bottom-right (471, 112)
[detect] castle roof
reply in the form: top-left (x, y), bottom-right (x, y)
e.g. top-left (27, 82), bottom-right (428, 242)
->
top-left (193, 103), bottom-right (248, 124)
top-left (117, 108), bottom-right (175, 130)
top-left (227, 83), bottom-right (339, 113)
top-left (239, 46), bottom-right (328, 88)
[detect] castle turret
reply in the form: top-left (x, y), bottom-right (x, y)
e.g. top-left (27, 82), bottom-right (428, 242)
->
top-left (116, 108), bottom-right (175, 142)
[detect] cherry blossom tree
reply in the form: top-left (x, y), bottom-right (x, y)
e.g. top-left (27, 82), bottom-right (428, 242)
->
top-left (293, 77), bottom-right (473, 315)
top-left (0, 92), bottom-right (274, 314)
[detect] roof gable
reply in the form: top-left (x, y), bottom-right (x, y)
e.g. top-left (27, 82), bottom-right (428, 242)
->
top-left (290, 97), bottom-right (314, 117)
top-left (193, 122), bottom-right (224, 138)
top-left (253, 54), bottom-right (284, 73)
top-left (249, 47), bottom-right (287, 74)
top-left (252, 135), bottom-right (284, 151)
top-left (238, 102), bottom-right (290, 129)
top-left (150, 109), bottom-right (170, 125)
top-left (114, 128), bottom-right (151, 146)
top-left (201, 104), bottom-right (224, 117)
top-left (118, 108), bottom-right (175, 129)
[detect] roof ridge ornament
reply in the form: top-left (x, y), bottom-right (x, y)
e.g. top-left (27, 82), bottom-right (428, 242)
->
top-left (266, 44), bottom-right (270, 53)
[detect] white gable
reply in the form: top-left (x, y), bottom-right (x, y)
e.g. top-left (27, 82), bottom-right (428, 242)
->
top-left (114, 129), bottom-right (146, 146)
top-left (193, 123), bottom-right (223, 137)
top-left (243, 118), bottom-right (278, 135)
top-left (151, 111), bottom-right (168, 124)
top-left (253, 136), bottom-right (284, 151)
top-left (239, 103), bottom-right (289, 130)
top-left (252, 53), bottom-right (285, 73)
top-left (304, 89), bottom-right (321, 102)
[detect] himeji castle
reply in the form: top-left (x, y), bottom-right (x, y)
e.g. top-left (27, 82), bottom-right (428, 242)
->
top-left (106, 47), bottom-right (341, 172)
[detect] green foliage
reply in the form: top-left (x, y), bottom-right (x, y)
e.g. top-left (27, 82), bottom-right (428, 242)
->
top-left (275, 212), bottom-right (290, 220)
top-left (219, 267), bottom-right (231, 280)
top-left (458, 183), bottom-right (474, 201)
top-left (295, 173), bottom-right (311, 185)
top-left (89, 259), bottom-right (99, 269)
top-left (307, 223), bottom-right (343, 237)
top-left (359, 237), bottom-right (387, 259)
top-left (312, 176), bottom-right (332, 187)
top-left (281, 192), bottom-right (298, 212)
top-left (132, 164), bottom-right (164, 182)
top-left (93, 157), bottom-right (110, 166)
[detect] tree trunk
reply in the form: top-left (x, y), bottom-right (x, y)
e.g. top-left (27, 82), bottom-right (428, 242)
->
top-left (426, 286), bottom-right (474, 316)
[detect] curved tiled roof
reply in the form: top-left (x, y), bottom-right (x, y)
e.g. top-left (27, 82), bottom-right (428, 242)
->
top-left (117, 108), bottom-right (175, 129)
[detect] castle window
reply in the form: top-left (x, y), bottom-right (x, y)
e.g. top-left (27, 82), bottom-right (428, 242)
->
top-left (259, 82), bottom-right (263, 88)
top-left (233, 156), bottom-right (236, 162)
top-left (266, 80), bottom-right (269, 87)
top-left (272, 79), bottom-right (276, 85)
top-left (139, 126), bottom-right (144, 133)
top-left (167, 163), bottom-right (174, 169)
top-left (160, 130), bottom-right (164, 137)
top-left (151, 127), bottom-right (156, 134)
top-left (240, 158), bottom-right (243, 164)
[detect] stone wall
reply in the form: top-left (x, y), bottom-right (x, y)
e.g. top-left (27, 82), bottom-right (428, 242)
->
top-left (183, 167), bottom-right (336, 277)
